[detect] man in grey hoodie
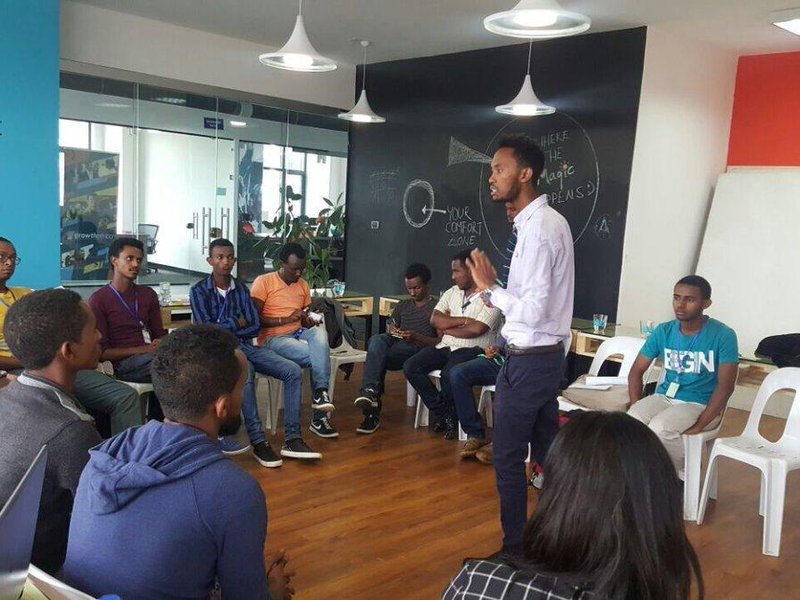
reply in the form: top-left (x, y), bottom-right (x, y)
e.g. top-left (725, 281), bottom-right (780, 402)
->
top-left (64, 325), bottom-right (294, 599)
top-left (0, 289), bottom-right (103, 574)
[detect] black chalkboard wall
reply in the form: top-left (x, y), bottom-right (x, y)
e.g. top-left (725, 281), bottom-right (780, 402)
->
top-left (344, 27), bottom-right (646, 325)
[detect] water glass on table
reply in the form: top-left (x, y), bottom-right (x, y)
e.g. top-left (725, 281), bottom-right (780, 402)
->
top-left (333, 280), bottom-right (346, 297)
top-left (640, 319), bottom-right (655, 337)
top-left (592, 313), bottom-right (608, 333)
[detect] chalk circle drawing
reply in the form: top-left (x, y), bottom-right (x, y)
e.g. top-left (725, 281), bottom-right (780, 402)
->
top-left (403, 179), bottom-right (445, 228)
top-left (467, 111), bottom-right (600, 257)
top-left (594, 214), bottom-right (613, 239)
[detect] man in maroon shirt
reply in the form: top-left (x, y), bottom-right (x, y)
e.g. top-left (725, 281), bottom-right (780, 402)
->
top-left (89, 238), bottom-right (166, 383)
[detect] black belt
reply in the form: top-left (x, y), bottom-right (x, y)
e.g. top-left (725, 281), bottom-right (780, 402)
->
top-left (505, 342), bottom-right (562, 356)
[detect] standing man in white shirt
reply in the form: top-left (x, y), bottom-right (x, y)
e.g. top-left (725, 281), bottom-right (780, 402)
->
top-left (468, 135), bottom-right (575, 555)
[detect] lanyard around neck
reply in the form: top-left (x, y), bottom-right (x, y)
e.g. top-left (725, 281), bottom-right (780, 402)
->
top-left (107, 283), bottom-right (144, 327)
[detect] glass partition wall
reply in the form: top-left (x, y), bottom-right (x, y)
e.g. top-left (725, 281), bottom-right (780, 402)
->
top-left (58, 72), bottom-right (349, 289)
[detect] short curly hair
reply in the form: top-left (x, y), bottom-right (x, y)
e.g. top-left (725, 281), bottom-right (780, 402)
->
top-left (151, 324), bottom-right (242, 421)
top-left (4, 289), bottom-right (89, 370)
top-left (404, 263), bottom-right (432, 283)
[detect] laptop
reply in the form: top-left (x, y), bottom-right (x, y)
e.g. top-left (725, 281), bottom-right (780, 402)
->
top-left (0, 446), bottom-right (48, 600)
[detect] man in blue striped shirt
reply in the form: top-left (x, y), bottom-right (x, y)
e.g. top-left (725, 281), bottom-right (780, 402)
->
top-left (190, 239), bottom-right (320, 467)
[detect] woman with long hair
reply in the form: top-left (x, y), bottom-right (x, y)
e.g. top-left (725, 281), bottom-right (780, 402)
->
top-left (443, 411), bottom-right (703, 600)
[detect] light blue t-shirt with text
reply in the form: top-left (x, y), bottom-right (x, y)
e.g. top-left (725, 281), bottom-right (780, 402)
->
top-left (640, 317), bottom-right (738, 405)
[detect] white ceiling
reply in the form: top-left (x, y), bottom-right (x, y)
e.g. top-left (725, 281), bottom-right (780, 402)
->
top-left (70, 0), bottom-right (800, 64)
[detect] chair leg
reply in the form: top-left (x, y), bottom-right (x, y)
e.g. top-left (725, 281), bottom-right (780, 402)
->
top-left (764, 461), bottom-right (787, 557)
top-left (406, 382), bottom-right (416, 407)
top-left (458, 422), bottom-right (467, 441)
top-left (414, 396), bottom-right (429, 428)
top-left (696, 450), bottom-right (719, 525)
top-left (759, 470), bottom-right (767, 517)
top-left (683, 435), bottom-right (703, 521)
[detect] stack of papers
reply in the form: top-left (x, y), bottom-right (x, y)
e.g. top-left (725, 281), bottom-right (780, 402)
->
top-left (568, 376), bottom-right (628, 391)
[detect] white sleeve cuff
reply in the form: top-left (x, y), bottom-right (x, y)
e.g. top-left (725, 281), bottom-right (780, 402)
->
top-left (489, 286), bottom-right (512, 313)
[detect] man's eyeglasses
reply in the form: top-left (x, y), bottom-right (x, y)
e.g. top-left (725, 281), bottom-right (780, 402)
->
top-left (0, 255), bottom-right (21, 266)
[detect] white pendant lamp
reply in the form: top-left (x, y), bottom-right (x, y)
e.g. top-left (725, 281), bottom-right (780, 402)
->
top-left (484, 0), bottom-right (591, 39)
top-left (496, 40), bottom-right (555, 116)
top-left (259, 0), bottom-right (336, 72)
top-left (338, 41), bottom-right (386, 124)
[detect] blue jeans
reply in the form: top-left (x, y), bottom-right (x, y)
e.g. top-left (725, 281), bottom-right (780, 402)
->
top-left (360, 334), bottom-right (420, 415)
top-left (265, 326), bottom-right (331, 423)
top-left (493, 350), bottom-right (565, 554)
top-left (449, 357), bottom-right (500, 439)
top-left (115, 353), bottom-right (155, 383)
top-left (403, 346), bottom-right (483, 421)
top-left (240, 344), bottom-right (303, 442)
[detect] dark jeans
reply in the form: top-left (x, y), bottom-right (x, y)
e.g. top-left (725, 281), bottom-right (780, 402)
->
top-left (114, 353), bottom-right (155, 383)
top-left (403, 345), bottom-right (483, 421)
top-left (361, 334), bottom-right (420, 416)
top-left (449, 357), bottom-right (501, 439)
top-left (493, 350), bottom-right (565, 555)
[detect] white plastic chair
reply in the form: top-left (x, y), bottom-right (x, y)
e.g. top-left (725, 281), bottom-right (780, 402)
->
top-left (478, 385), bottom-right (495, 429)
top-left (697, 367), bottom-right (800, 556)
top-left (681, 409), bottom-right (727, 521)
top-left (97, 360), bottom-right (154, 420)
top-left (557, 336), bottom-right (650, 412)
top-left (27, 564), bottom-right (95, 599)
top-left (328, 335), bottom-right (367, 401)
top-left (414, 370), bottom-right (440, 429)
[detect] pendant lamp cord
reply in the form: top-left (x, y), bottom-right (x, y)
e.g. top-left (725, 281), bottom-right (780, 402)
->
top-left (362, 43), bottom-right (368, 91)
top-left (298, 0), bottom-right (303, 16)
top-left (526, 39), bottom-right (533, 75)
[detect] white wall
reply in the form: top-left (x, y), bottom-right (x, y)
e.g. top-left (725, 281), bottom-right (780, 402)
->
top-left (60, 1), bottom-right (356, 110)
top-left (617, 27), bottom-right (737, 326)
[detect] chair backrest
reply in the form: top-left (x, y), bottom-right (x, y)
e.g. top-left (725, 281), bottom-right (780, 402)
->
top-left (742, 367), bottom-right (800, 442)
top-left (27, 564), bottom-right (95, 600)
top-left (588, 336), bottom-right (648, 378)
top-left (137, 224), bottom-right (159, 253)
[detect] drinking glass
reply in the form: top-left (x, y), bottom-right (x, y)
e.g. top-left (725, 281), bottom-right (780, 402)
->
top-left (159, 282), bottom-right (172, 307)
top-left (640, 319), bottom-right (655, 337)
top-left (333, 281), bottom-right (346, 297)
top-left (592, 313), bottom-right (608, 333)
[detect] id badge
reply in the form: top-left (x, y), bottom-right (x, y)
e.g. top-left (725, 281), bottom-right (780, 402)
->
top-left (142, 328), bottom-right (152, 345)
top-left (666, 382), bottom-right (680, 398)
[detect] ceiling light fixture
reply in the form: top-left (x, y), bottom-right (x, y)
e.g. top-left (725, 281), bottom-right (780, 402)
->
top-left (229, 120), bottom-right (247, 128)
top-left (259, 0), bottom-right (336, 72)
top-left (338, 41), bottom-right (386, 124)
top-left (772, 7), bottom-right (800, 36)
top-left (484, 0), bottom-right (591, 39)
top-left (496, 40), bottom-right (555, 116)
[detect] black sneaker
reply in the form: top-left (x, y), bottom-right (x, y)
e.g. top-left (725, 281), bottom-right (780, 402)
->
top-left (280, 438), bottom-right (322, 460)
top-left (443, 416), bottom-right (458, 440)
top-left (309, 416), bottom-right (339, 438)
top-left (354, 388), bottom-right (379, 410)
top-left (356, 414), bottom-right (380, 435)
top-left (312, 389), bottom-right (335, 412)
top-left (252, 441), bottom-right (283, 468)
top-left (431, 416), bottom-right (447, 434)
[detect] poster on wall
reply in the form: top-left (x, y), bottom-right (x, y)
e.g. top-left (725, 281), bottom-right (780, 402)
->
top-left (60, 149), bottom-right (119, 281)
top-left (237, 142), bottom-right (264, 234)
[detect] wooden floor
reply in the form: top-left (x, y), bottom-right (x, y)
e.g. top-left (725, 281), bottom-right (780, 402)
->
top-left (233, 367), bottom-right (800, 599)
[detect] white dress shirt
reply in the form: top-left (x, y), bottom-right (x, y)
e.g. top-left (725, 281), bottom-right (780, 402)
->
top-left (489, 194), bottom-right (574, 348)
top-left (435, 285), bottom-right (502, 350)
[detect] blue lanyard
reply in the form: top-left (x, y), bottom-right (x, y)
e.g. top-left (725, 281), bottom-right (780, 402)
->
top-left (107, 284), bottom-right (144, 327)
top-left (672, 324), bottom-right (702, 382)
top-left (215, 290), bottom-right (230, 323)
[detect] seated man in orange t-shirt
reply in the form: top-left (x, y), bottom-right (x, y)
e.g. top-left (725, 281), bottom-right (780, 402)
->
top-left (251, 243), bottom-right (336, 438)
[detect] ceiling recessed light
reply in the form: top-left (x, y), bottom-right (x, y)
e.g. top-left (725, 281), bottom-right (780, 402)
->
top-left (772, 7), bottom-right (800, 36)
top-left (229, 120), bottom-right (247, 128)
top-left (97, 102), bottom-right (130, 109)
top-left (152, 97), bottom-right (187, 105)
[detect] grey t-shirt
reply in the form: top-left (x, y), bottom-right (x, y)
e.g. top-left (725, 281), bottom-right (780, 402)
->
top-left (391, 297), bottom-right (438, 345)
top-left (0, 373), bottom-right (101, 574)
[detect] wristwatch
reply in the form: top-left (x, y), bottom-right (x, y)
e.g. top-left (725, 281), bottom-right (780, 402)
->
top-left (0, 370), bottom-right (7, 380)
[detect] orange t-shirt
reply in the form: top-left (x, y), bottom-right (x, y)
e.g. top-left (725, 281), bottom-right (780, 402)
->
top-left (251, 272), bottom-right (311, 344)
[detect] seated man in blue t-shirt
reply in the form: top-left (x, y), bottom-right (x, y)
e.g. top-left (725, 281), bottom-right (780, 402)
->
top-left (627, 275), bottom-right (738, 472)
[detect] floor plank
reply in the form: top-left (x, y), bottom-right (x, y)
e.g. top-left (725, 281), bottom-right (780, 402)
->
top-left (234, 367), bottom-right (799, 599)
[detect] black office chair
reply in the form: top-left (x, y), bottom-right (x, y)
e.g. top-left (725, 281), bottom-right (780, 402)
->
top-left (137, 223), bottom-right (159, 274)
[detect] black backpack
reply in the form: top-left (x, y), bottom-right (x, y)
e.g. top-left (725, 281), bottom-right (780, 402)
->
top-left (755, 334), bottom-right (800, 368)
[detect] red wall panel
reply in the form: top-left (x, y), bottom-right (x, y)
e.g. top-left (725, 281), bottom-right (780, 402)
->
top-left (728, 51), bottom-right (800, 166)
